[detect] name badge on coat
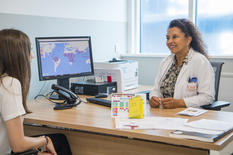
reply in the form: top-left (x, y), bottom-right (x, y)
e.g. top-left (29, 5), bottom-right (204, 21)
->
top-left (187, 77), bottom-right (198, 91)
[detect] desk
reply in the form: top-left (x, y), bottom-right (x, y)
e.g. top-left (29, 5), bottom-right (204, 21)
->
top-left (24, 95), bottom-right (233, 155)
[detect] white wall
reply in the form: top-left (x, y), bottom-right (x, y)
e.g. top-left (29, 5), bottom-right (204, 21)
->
top-left (0, 0), bottom-right (128, 61)
top-left (0, 0), bottom-right (128, 99)
top-left (0, 0), bottom-right (127, 22)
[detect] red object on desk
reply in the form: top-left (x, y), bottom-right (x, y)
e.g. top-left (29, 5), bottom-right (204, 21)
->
top-left (107, 75), bottom-right (112, 82)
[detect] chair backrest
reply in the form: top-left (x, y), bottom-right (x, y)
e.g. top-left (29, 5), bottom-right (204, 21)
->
top-left (210, 61), bottom-right (224, 101)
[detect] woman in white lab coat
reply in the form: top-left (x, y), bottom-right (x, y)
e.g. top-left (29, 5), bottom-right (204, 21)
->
top-left (149, 19), bottom-right (215, 109)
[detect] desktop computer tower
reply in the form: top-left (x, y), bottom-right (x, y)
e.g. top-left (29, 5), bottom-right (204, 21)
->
top-left (71, 81), bottom-right (117, 96)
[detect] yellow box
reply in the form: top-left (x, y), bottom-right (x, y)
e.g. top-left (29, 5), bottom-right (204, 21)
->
top-left (128, 96), bottom-right (144, 119)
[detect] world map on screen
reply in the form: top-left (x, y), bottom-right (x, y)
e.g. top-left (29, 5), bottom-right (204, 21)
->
top-left (39, 41), bottom-right (92, 77)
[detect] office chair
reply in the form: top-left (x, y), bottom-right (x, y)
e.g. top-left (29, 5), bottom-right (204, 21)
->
top-left (201, 62), bottom-right (231, 110)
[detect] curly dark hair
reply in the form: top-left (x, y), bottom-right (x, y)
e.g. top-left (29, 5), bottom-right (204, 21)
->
top-left (168, 18), bottom-right (208, 58)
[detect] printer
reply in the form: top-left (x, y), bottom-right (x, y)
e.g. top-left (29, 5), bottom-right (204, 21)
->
top-left (94, 60), bottom-right (138, 92)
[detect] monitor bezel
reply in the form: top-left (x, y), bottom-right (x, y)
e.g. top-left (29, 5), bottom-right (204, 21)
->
top-left (35, 36), bottom-right (94, 82)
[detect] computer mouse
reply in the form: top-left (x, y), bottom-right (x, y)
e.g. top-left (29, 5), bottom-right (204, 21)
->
top-left (95, 93), bottom-right (108, 98)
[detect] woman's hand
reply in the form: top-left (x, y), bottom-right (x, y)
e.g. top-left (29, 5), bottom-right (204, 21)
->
top-left (45, 136), bottom-right (57, 155)
top-left (149, 96), bottom-right (161, 108)
top-left (161, 98), bottom-right (186, 109)
top-left (161, 98), bottom-right (176, 109)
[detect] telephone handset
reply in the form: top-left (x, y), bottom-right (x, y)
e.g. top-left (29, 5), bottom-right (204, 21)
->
top-left (51, 84), bottom-right (81, 110)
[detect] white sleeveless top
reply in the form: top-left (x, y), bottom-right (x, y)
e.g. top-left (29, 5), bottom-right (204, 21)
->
top-left (0, 76), bottom-right (25, 154)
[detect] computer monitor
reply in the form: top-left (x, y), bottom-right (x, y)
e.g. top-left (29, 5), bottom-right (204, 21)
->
top-left (35, 36), bottom-right (94, 90)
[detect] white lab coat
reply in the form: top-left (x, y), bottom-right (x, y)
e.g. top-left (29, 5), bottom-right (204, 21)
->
top-left (150, 48), bottom-right (215, 107)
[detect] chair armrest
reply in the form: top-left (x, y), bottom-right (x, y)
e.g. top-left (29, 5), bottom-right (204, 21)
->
top-left (11, 149), bottom-right (38, 155)
top-left (201, 101), bottom-right (231, 111)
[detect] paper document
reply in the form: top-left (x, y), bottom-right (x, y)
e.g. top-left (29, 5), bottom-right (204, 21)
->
top-left (115, 117), bottom-right (188, 130)
top-left (177, 107), bottom-right (207, 116)
top-left (115, 117), bottom-right (226, 135)
top-left (185, 119), bottom-right (233, 132)
top-left (115, 117), bottom-right (155, 129)
top-left (152, 117), bottom-right (188, 130)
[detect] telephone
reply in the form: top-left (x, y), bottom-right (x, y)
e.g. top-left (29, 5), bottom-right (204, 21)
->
top-left (51, 84), bottom-right (81, 110)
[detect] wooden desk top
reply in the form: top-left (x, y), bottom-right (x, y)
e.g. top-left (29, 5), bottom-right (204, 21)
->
top-left (24, 97), bottom-right (233, 151)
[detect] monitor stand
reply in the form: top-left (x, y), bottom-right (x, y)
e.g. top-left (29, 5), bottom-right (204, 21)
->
top-left (49, 78), bottom-right (69, 100)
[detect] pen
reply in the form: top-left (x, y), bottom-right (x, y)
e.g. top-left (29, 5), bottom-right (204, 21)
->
top-left (159, 98), bottom-right (163, 109)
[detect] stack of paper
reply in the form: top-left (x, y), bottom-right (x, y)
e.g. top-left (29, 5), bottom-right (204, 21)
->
top-left (170, 130), bottom-right (222, 142)
top-left (169, 119), bottom-right (233, 142)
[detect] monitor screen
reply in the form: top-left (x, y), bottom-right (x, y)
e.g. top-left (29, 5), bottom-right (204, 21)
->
top-left (35, 36), bottom-right (94, 89)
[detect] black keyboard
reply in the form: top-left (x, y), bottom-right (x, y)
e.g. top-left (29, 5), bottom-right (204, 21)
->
top-left (86, 97), bottom-right (111, 107)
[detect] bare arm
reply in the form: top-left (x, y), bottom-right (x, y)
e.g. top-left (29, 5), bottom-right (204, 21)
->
top-left (5, 116), bottom-right (56, 154)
